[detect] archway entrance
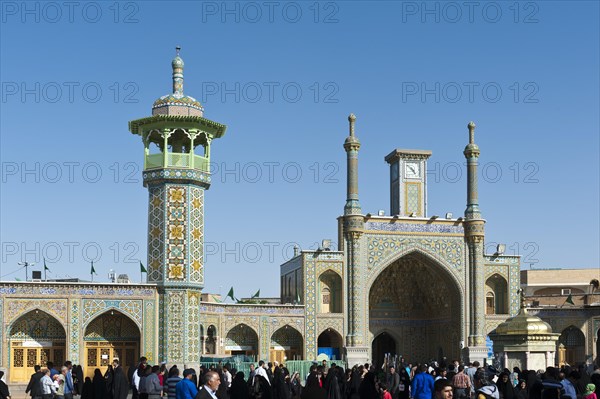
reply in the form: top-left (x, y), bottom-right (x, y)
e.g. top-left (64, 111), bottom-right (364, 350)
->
top-left (8, 310), bottom-right (66, 383)
top-left (369, 252), bottom-right (461, 364)
top-left (372, 332), bottom-right (397, 368)
top-left (558, 326), bottom-right (585, 366)
top-left (83, 310), bottom-right (140, 379)
top-left (225, 324), bottom-right (258, 359)
top-left (205, 325), bottom-right (217, 354)
top-left (317, 329), bottom-right (343, 361)
top-left (270, 325), bottom-right (304, 363)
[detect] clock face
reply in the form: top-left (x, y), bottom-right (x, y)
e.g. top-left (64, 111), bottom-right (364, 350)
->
top-left (405, 162), bottom-right (420, 178)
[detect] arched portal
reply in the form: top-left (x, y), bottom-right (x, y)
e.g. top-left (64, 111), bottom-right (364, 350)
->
top-left (225, 324), bottom-right (258, 358)
top-left (8, 309), bottom-right (66, 383)
top-left (318, 271), bottom-right (342, 313)
top-left (317, 328), bottom-right (343, 361)
top-left (270, 325), bottom-right (303, 363)
top-left (369, 252), bottom-right (461, 363)
top-left (372, 332), bottom-right (397, 368)
top-left (83, 310), bottom-right (140, 379)
top-left (485, 274), bottom-right (508, 314)
top-left (558, 326), bottom-right (585, 366)
top-left (205, 325), bottom-right (217, 355)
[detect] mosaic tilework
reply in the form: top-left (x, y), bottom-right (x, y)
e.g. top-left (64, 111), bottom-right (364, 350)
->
top-left (148, 186), bottom-right (165, 282)
top-left (223, 317), bottom-right (260, 337)
top-left (143, 168), bottom-right (211, 186)
top-left (0, 284), bottom-right (155, 297)
top-left (200, 304), bottom-right (304, 315)
top-left (364, 222), bottom-right (464, 234)
top-left (144, 301), bottom-right (155, 362)
top-left (225, 323), bottom-right (259, 351)
top-left (485, 262), bottom-right (520, 316)
top-left (188, 188), bottom-right (204, 285)
top-left (315, 261), bottom-right (343, 277)
top-left (167, 186), bottom-right (187, 281)
top-left (187, 291), bottom-right (201, 363)
top-left (317, 317), bottom-right (344, 341)
top-left (70, 299), bottom-right (80, 364)
top-left (269, 318), bottom-right (305, 336)
top-left (10, 311), bottom-right (66, 339)
top-left (366, 236), bottom-right (465, 277)
top-left (84, 312), bottom-right (140, 341)
top-left (165, 290), bottom-right (185, 362)
top-left (6, 299), bottom-right (68, 327)
top-left (271, 325), bottom-right (303, 350)
top-left (304, 259), bottom-right (317, 358)
top-left (82, 299), bottom-right (143, 328)
top-left (260, 316), bottom-right (270, 358)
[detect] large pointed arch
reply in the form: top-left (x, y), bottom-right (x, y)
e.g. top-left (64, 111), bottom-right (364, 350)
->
top-left (270, 324), bottom-right (303, 362)
top-left (558, 325), bottom-right (585, 366)
top-left (225, 323), bottom-right (258, 358)
top-left (83, 310), bottom-right (140, 379)
top-left (368, 250), bottom-right (462, 363)
top-left (8, 309), bottom-right (66, 383)
top-left (317, 328), bottom-right (343, 361)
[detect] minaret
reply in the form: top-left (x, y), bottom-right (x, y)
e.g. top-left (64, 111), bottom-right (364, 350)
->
top-left (128, 48), bottom-right (227, 367)
top-left (342, 114), bottom-right (368, 365)
top-left (462, 121), bottom-right (487, 363)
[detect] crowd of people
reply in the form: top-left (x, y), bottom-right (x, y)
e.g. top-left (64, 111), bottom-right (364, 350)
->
top-left (7, 357), bottom-right (600, 399)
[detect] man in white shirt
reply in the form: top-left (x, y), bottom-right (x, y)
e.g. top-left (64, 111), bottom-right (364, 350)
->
top-left (254, 361), bottom-right (270, 385)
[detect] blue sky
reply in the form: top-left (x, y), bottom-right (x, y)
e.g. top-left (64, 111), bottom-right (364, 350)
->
top-left (1, 1), bottom-right (598, 296)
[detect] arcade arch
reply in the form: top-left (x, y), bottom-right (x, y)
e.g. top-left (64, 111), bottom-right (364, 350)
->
top-left (485, 274), bottom-right (508, 314)
top-left (205, 325), bottom-right (217, 354)
top-left (225, 324), bottom-right (258, 358)
top-left (8, 309), bottom-right (66, 383)
top-left (369, 251), bottom-right (461, 365)
top-left (558, 325), bottom-right (585, 366)
top-left (317, 328), bottom-right (343, 361)
top-left (318, 270), bottom-right (342, 313)
top-left (270, 325), bottom-right (303, 363)
top-left (83, 310), bottom-right (140, 379)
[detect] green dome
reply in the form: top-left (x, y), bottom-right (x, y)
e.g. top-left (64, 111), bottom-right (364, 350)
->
top-left (172, 55), bottom-right (184, 69)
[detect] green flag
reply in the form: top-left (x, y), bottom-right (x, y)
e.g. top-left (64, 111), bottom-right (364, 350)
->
top-left (211, 295), bottom-right (223, 303)
top-left (15, 277), bottom-right (22, 281)
top-left (296, 293), bottom-right (301, 303)
top-left (44, 258), bottom-right (50, 271)
top-left (251, 289), bottom-right (260, 299)
top-left (565, 294), bottom-right (574, 305)
top-left (226, 286), bottom-right (235, 301)
top-left (90, 261), bottom-right (97, 275)
top-left (140, 261), bottom-right (147, 273)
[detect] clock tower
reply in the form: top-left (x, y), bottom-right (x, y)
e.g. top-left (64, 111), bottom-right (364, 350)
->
top-left (385, 149), bottom-right (432, 217)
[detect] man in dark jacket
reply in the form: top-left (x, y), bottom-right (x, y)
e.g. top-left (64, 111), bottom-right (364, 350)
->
top-left (26, 365), bottom-right (44, 399)
top-left (112, 359), bottom-right (130, 399)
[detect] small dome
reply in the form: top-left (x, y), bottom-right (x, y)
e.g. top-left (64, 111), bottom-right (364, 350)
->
top-left (152, 94), bottom-right (203, 112)
top-left (494, 308), bottom-right (553, 335)
top-left (172, 55), bottom-right (184, 69)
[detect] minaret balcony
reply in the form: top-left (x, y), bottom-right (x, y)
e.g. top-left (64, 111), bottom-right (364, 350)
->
top-left (144, 153), bottom-right (209, 173)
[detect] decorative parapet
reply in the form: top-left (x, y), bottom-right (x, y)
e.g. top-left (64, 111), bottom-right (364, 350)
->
top-left (200, 302), bottom-right (305, 316)
top-left (0, 282), bottom-right (157, 298)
